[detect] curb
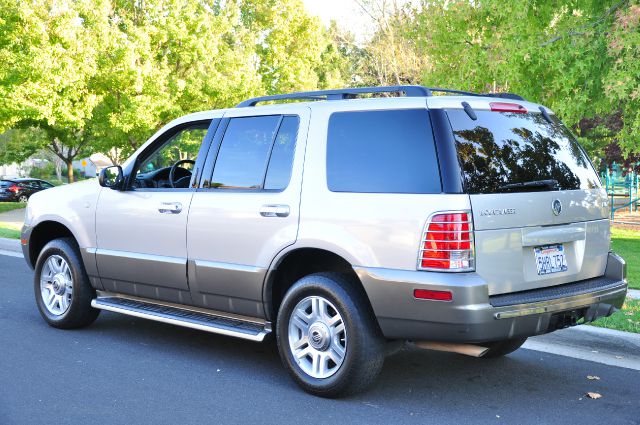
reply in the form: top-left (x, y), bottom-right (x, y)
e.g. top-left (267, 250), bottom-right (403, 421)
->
top-left (627, 289), bottom-right (640, 300)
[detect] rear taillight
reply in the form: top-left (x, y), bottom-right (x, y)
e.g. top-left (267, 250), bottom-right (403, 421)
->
top-left (418, 211), bottom-right (475, 271)
top-left (489, 102), bottom-right (527, 113)
top-left (8, 185), bottom-right (19, 193)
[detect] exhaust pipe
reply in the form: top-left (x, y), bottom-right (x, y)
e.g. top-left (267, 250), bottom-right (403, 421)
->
top-left (413, 341), bottom-right (489, 357)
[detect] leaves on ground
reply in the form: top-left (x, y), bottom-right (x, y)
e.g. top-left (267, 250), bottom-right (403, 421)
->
top-left (587, 375), bottom-right (600, 380)
top-left (586, 392), bottom-right (602, 399)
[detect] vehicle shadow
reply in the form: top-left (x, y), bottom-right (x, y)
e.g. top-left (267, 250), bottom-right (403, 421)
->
top-left (90, 311), bottom-right (633, 404)
top-left (8, 305), bottom-right (637, 425)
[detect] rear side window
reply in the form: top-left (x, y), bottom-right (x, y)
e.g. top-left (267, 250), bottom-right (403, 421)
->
top-left (326, 109), bottom-right (441, 193)
top-left (448, 109), bottom-right (600, 194)
top-left (0, 181), bottom-right (12, 188)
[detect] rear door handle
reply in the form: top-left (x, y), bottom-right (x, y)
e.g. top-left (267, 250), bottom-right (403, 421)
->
top-left (158, 202), bottom-right (182, 214)
top-left (260, 204), bottom-right (290, 218)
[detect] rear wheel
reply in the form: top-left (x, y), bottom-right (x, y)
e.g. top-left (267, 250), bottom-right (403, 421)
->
top-left (34, 238), bottom-right (100, 329)
top-left (481, 337), bottom-right (527, 358)
top-left (276, 273), bottom-right (385, 397)
top-left (18, 194), bottom-right (28, 203)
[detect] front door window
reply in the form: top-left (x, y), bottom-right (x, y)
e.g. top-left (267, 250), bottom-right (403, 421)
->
top-left (135, 124), bottom-right (209, 189)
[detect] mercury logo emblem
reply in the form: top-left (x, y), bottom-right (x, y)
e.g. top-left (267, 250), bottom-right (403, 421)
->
top-left (552, 199), bottom-right (562, 216)
top-left (311, 331), bottom-right (322, 344)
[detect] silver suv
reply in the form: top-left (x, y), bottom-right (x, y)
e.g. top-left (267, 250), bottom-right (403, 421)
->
top-left (21, 86), bottom-right (627, 397)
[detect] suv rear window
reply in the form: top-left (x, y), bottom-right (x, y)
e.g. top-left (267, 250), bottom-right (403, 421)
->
top-left (447, 109), bottom-right (600, 194)
top-left (326, 109), bottom-right (441, 194)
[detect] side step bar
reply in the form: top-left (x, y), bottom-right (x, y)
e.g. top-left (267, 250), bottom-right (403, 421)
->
top-left (91, 296), bottom-right (271, 342)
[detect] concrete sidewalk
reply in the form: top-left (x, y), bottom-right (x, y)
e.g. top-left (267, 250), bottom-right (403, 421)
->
top-left (0, 207), bottom-right (25, 227)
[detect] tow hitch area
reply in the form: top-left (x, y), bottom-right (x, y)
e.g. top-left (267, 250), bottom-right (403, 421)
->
top-left (550, 303), bottom-right (618, 330)
top-left (551, 310), bottom-right (583, 330)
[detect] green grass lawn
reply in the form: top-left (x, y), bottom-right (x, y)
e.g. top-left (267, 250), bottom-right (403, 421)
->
top-left (0, 202), bottom-right (25, 214)
top-left (0, 225), bottom-right (20, 239)
top-left (590, 298), bottom-right (640, 334)
top-left (611, 227), bottom-right (639, 290)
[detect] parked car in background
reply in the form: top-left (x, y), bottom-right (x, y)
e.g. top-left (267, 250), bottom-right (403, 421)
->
top-left (0, 178), bottom-right (55, 203)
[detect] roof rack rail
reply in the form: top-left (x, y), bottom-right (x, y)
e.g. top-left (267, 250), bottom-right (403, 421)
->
top-left (480, 92), bottom-right (526, 101)
top-left (235, 85), bottom-right (525, 107)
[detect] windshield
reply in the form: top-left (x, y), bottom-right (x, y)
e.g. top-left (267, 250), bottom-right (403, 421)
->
top-left (447, 109), bottom-right (600, 194)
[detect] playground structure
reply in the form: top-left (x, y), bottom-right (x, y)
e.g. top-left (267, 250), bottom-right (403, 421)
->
top-left (602, 163), bottom-right (639, 221)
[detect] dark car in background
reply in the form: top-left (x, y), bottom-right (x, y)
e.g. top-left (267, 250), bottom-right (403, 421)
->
top-left (0, 178), bottom-right (55, 203)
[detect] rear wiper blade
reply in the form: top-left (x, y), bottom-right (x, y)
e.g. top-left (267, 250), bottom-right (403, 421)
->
top-left (497, 179), bottom-right (558, 191)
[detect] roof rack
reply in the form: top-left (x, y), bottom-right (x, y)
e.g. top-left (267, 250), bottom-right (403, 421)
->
top-left (235, 85), bottom-right (524, 107)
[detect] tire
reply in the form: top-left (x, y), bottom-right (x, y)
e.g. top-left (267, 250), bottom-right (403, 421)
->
top-left (34, 237), bottom-right (100, 329)
top-left (276, 272), bottom-right (385, 397)
top-left (481, 337), bottom-right (527, 358)
top-left (18, 195), bottom-right (28, 203)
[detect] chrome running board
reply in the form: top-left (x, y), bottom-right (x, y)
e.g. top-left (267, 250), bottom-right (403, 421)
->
top-left (91, 295), bottom-right (271, 342)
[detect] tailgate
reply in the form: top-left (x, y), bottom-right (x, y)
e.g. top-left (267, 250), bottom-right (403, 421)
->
top-left (471, 190), bottom-right (610, 295)
top-left (443, 104), bottom-right (610, 295)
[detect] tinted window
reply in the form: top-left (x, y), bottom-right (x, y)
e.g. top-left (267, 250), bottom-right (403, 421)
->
top-left (18, 180), bottom-right (38, 189)
top-left (448, 110), bottom-right (600, 194)
top-left (327, 109), bottom-right (441, 193)
top-left (264, 116), bottom-right (299, 190)
top-left (0, 181), bottom-right (13, 188)
top-left (211, 116), bottom-right (281, 189)
top-left (41, 182), bottom-right (54, 188)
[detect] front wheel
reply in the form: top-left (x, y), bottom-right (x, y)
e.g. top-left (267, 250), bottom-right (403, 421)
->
top-left (276, 273), bottom-right (385, 397)
top-left (34, 238), bottom-right (100, 329)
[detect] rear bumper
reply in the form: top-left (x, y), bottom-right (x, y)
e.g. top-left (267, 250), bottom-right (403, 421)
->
top-left (355, 252), bottom-right (627, 343)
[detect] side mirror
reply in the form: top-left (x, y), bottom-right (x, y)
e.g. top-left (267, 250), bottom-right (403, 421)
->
top-left (99, 165), bottom-right (124, 190)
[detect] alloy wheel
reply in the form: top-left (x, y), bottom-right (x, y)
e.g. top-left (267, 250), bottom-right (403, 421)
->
top-left (39, 255), bottom-right (74, 316)
top-left (288, 295), bottom-right (347, 379)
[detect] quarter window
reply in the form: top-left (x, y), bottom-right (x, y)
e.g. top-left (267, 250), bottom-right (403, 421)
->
top-left (326, 109), bottom-right (441, 193)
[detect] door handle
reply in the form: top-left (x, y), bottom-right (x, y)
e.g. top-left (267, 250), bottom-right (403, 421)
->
top-left (259, 204), bottom-right (290, 218)
top-left (158, 202), bottom-right (182, 214)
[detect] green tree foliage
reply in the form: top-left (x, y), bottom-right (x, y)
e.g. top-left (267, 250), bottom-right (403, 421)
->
top-left (603, 3), bottom-right (640, 153)
top-left (0, 0), bottom-right (348, 176)
top-left (358, 0), bottom-right (640, 163)
top-left (0, 0), bottom-right (112, 181)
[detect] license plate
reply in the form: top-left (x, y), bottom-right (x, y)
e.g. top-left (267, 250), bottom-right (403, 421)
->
top-left (534, 244), bottom-right (568, 275)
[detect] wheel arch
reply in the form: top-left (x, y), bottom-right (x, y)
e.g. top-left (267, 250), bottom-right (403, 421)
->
top-left (263, 246), bottom-right (372, 322)
top-left (27, 220), bottom-right (78, 268)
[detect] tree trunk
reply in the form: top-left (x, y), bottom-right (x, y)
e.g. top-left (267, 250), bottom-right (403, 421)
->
top-left (54, 157), bottom-right (63, 181)
top-left (66, 160), bottom-right (74, 183)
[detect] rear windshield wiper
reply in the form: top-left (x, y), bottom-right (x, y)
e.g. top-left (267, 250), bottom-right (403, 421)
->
top-left (497, 179), bottom-right (559, 192)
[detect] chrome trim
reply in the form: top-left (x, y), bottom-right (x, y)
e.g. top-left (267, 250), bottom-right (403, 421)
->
top-left (158, 202), bottom-right (183, 214)
top-left (193, 259), bottom-right (264, 274)
top-left (494, 282), bottom-right (627, 319)
top-left (417, 209), bottom-right (475, 272)
top-left (96, 249), bottom-right (185, 265)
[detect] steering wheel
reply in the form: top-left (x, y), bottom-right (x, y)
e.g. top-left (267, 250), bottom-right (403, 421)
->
top-left (169, 159), bottom-right (195, 188)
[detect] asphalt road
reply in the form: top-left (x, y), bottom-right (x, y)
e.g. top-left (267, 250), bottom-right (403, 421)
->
top-left (1, 255), bottom-right (639, 425)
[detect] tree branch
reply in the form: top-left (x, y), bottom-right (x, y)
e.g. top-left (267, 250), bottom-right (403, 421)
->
top-left (540, 0), bottom-right (629, 46)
